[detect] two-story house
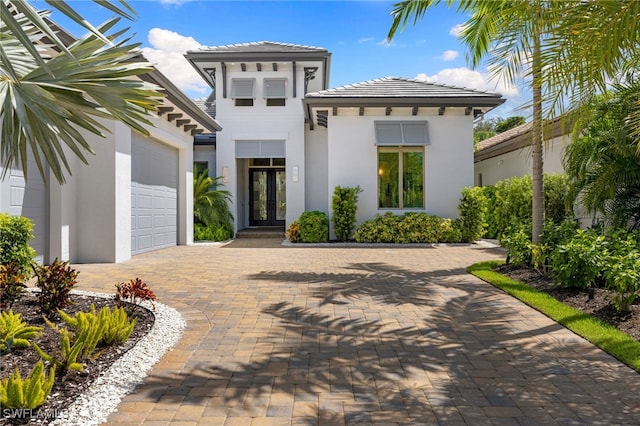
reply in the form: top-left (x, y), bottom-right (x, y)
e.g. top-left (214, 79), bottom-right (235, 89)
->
top-left (186, 42), bottom-right (505, 236)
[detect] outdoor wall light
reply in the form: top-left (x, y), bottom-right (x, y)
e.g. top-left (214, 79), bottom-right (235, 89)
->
top-left (222, 166), bottom-right (229, 184)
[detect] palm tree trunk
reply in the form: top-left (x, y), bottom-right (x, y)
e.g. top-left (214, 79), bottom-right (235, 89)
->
top-left (531, 31), bottom-right (544, 244)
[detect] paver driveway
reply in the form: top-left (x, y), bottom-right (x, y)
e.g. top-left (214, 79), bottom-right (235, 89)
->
top-left (73, 242), bottom-right (640, 425)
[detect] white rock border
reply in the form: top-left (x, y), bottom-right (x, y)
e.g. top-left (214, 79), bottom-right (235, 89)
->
top-left (47, 290), bottom-right (186, 426)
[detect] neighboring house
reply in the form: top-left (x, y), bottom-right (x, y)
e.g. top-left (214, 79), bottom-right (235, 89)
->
top-left (0, 27), bottom-right (221, 264)
top-left (474, 119), bottom-right (568, 187)
top-left (185, 41), bottom-right (505, 237)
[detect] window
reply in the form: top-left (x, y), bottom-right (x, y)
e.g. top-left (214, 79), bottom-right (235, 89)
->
top-left (375, 121), bottom-right (429, 146)
top-left (264, 78), bottom-right (287, 106)
top-left (231, 79), bottom-right (255, 106)
top-left (378, 147), bottom-right (424, 209)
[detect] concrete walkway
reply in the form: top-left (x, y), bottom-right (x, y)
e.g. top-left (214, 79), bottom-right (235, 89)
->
top-left (72, 242), bottom-right (640, 425)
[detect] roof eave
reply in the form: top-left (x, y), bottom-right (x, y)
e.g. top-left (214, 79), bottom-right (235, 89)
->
top-left (303, 96), bottom-right (505, 108)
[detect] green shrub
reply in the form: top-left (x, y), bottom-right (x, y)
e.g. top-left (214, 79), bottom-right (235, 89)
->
top-left (0, 310), bottom-right (41, 353)
top-left (354, 212), bottom-right (401, 243)
top-left (287, 220), bottom-right (301, 243)
top-left (354, 212), bottom-right (462, 244)
top-left (549, 229), bottom-right (607, 289)
top-left (0, 213), bottom-right (36, 283)
top-left (332, 186), bottom-right (362, 241)
top-left (499, 226), bottom-right (533, 266)
top-left (33, 258), bottom-right (79, 319)
top-left (481, 185), bottom-right (499, 239)
top-left (0, 361), bottom-right (55, 409)
top-left (493, 176), bottom-right (533, 238)
top-left (457, 186), bottom-right (488, 242)
top-left (194, 223), bottom-right (232, 241)
top-left (605, 250), bottom-right (640, 312)
top-left (299, 211), bottom-right (329, 243)
top-left (544, 174), bottom-right (575, 225)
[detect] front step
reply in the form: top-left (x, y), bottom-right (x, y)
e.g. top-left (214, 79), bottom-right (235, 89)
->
top-left (235, 227), bottom-right (286, 239)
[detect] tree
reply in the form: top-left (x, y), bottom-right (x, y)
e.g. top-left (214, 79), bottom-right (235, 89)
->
top-left (1, 1), bottom-right (162, 184)
top-left (495, 116), bottom-right (525, 134)
top-left (388, 0), bottom-right (640, 243)
top-left (473, 117), bottom-right (499, 144)
top-left (564, 79), bottom-right (640, 229)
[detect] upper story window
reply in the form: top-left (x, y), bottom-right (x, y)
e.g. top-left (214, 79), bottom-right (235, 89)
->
top-left (231, 78), bottom-right (255, 106)
top-left (264, 78), bottom-right (287, 106)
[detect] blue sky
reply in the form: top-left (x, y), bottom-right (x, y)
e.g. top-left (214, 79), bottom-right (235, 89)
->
top-left (46, 0), bottom-right (528, 119)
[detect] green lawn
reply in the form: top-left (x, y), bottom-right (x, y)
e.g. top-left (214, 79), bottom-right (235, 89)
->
top-left (468, 260), bottom-right (640, 373)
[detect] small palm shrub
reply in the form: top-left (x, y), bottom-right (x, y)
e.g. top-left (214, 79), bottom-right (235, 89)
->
top-left (194, 169), bottom-right (234, 241)
top-left (299, 211), bottom-right (329, 243)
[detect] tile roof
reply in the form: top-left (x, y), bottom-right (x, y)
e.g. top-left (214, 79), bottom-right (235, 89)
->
top-left (193, 41), bottom-right (328, 54)
top-left (475, 121), bottom-right (532, 152)
top-left (305, 77), bottom-right (503, 100)
top-left (192, 91), bottom-right (216, 119)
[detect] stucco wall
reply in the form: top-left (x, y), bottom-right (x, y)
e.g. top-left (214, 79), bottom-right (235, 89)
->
top-left (304, 127), bottom-right (329, 213)
top-left (325, 111), bottom-right (474, 236)
top-left (474, 134), bottom-right (568, 186)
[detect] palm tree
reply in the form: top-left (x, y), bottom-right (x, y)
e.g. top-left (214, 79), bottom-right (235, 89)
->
top-left (194, 168), bottom-right (233, 231)
top-left (564, 79), bottom-right (640, 229)
top-left (1, 0), bottom-right (162, 184)
top-left (388, 0), bottom-right (640, 243)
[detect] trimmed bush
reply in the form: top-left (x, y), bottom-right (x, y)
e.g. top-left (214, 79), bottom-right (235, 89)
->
top-left (499, 225), bottom-right (533, 266)
top-left (494, 175), bottom-right (533, 238)
top-left (481, 185), bottom-right (499, 239)
top-left (299, 211), bottom-right (329, 243)
top-left (457, 186), bottom-right (488, 242)
top-left (549, 229), bottom-right (607, 289)
top-left (0, 213), bottom-right (36, 277)
top-left (544, 174), bottom-right (575, 225)
top-left (194, 223), bottom-right (232, 241)
top-left (354, 212), bottom-right (462, 244)
top-left (332, 186), bottom-right (362, 241)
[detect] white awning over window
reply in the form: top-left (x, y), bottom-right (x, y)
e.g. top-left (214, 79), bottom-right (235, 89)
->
top-left (231, 79), bottom-right (255, 99)
top-left (235, 140), bottom-right (286, 158)
top-left (264, 78), bottom-right (287, 99)
top-left (375, 121), bottom-right (430, 146)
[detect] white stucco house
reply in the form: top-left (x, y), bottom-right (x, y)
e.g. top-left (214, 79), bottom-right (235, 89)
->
top-left (185, 41), bottom-right (505, 237)
top-left (1, 27), bottom-right (221, 264)
top-left (474, 119), bottom-right (568, 187)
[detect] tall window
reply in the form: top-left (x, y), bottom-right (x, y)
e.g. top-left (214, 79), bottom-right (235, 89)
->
top-left (378, 147), bottom-right (424, 208)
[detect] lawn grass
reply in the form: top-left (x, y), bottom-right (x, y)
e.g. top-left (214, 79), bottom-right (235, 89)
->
top-left (468, 260), bottom-right (640, 373)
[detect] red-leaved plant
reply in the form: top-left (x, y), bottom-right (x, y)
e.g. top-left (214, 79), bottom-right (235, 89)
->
top-left (33, 258), bottom-right (79, 319)
top-left (115, 278), bottom-right (156, 313)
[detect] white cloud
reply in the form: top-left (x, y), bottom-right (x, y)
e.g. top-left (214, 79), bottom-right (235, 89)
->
top-left (158, 0), bottom-right (191, 5)
top-left (439, 50), bottom-right (459, 61)
top-left (377, 38), bottom-right (404, 48)
top-left (141, 28), bottom-right (208, 96)
top-left (415, 67), bottom-right (519, 97)
top-left (449, 23), bottom-right (465, 38)
top-left (358, 37), bottom-right (374, 44)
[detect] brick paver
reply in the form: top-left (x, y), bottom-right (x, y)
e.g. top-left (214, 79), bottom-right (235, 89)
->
top-left (72, 242), bottom-right (640, 425)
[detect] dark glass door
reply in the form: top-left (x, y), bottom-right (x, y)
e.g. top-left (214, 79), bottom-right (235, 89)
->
top-left (249, 169), bottom-right (285, 226)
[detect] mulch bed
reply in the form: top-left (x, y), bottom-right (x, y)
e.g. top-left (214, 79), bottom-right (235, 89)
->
top-left (495, 263), bottom-right (640, 342)
top-left (1, 292), bottom-right (154, 425)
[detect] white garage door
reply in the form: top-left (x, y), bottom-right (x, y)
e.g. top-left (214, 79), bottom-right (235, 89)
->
top-left (131, 137), bottom-right (178, 255)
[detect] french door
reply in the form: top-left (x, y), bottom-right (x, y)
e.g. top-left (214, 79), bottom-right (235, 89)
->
top-left (249, 169), bottom-right (286, 226)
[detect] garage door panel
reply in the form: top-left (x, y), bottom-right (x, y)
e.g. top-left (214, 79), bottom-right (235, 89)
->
top-left (131, 138), bottom-right (178, 255)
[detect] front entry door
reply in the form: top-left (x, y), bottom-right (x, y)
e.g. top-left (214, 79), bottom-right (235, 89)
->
top-left (249, 169), bottom-right (286, 226)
